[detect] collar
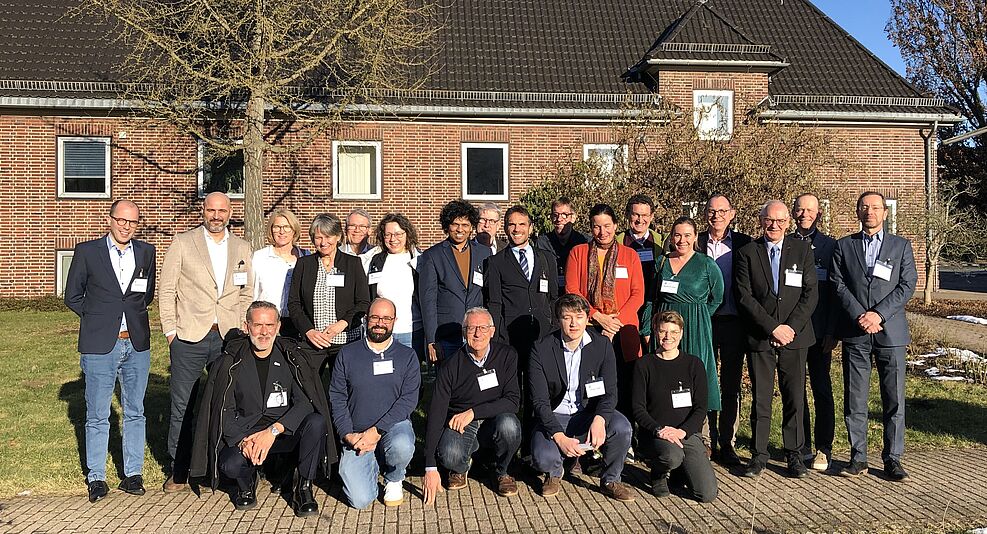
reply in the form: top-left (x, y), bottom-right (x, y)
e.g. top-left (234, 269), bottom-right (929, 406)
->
top-left (105, 234), bottom-right (133, 254)
top-left (448, 239), bottom-right (470, 253)
top-left (511, 242), bottom-right (533, 255)
top-left (765, 237), bottom-right (785, 251)
top-left (708, 229), bottom-right (732, 243)
top-left (467, 345), bottom-right (491, 366)
top-left (561, 330), bottom-right (592, 352)
top-left (864, 229), bottom-right (885, 242)
top-left (203, 226), bottom-right (229, 244)
top-left (794, 228), bottom-right (817, 241)
top-left (366, 336), bottom-right (394, 356)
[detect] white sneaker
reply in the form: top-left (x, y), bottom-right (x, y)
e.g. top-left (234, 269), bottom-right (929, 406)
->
top-left (383, 480), bottom-right (404, 507)
top-left (811, 450), bottom-right (830, 471)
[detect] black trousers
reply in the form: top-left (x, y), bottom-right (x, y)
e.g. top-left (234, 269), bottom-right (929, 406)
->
top-left (639, 433), bottom-right (718, 503)
top-left (713, 315), bottom-right (747, 449)
top-left (748, 346), bottom-right (807, 463)
top-left (802, 340), bottom-right (835, 455)
top-left (218, 412), bottom-right (327, 490)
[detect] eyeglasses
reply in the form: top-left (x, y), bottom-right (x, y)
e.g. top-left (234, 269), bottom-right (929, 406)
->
top-left (348, 224), bottom-right (370, 231)
top-left (706, 209), bottom-right (732, 216)
top-left (272, 224), bottom-right (293, 233)
top-left (762, 218), bottom-right (788, 226)
top-left (110, 216), bottom-right (139, 228)
top-left (384, 231), bottom-right (406, 240)
top-left (551, 212), bottom-right (574, 219)
top-left (479, 217), bottom-right (500, 225)
top-left (368, 315), bottom-right (395, 323)
top-left (464, 325), bottom-right (494, 333)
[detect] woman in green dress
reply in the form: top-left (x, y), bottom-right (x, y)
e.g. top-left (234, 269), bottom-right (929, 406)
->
top-left (652, 216), bottom-right (724, 444)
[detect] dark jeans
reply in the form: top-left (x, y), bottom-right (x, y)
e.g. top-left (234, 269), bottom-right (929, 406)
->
top-left (843, 340), bottom-right (906, 463)
top-left (802, 340), bottom-right (835, 455)
top-left (168, 330), bottom-right (223, 479)
top-left (713, 315), bottom-right (747, 450)
top-left (217, 412), bottom-right (327, 490)
top-left (530, 410), bottom-right (632, 484)
top-left (639, 433), bottom-right (718, 503)
top-left (749, 346), bottom-right (807, 463)
top-left (436, 413), bottom-right (521, 477)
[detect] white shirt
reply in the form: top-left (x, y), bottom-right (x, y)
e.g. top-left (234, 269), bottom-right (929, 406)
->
top-left (555, 331), bottom-right (592, 415)
top-left (204, 227), bottom-right (230, 298)
top-left (366, 335), bottom-right (394, 356)
top-left (252, 245), bottom-right (302, 315)
top-left (374, 251), bottom-right (421, 334)
top-left (339, 242), bottom-right (380, 273)
top-left (106, 235), bottom-right (136, 332)
top-left (510, 243), bottom-right (535, 281)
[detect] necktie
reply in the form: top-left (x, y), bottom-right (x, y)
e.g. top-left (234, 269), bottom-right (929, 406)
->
top-left (770, 244), bottom-right (780, 294)
top-left (519, 248), bottom-right (530, 280)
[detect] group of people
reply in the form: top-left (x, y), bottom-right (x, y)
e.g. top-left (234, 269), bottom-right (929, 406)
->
top-left (64, 187), bottom-right (916, 516)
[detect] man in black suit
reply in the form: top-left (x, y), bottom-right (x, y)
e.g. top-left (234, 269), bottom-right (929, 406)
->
top-left (831, 191), bottom-right (917, 481)
top-left (419, 200), bottom-right (492, 362)
top-left (698, 194), bottom-right (752, 464)
top-left (735, 200), bottom-right (818, 478)
top-left (527, 294), bottom-right (635, 502)
top-left (64, 199), bottom-right (156, 502)
top-left (535, 197), bottom-right (588, 290)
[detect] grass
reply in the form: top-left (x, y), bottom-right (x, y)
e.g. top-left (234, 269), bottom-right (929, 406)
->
top-left (907, 298), bottom-right (987, 320)
top-left (1, 309), bottom-right (985, 498)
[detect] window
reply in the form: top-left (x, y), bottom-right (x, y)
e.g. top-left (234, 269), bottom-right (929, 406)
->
top-left (198, 141), bottom-right (244, 198)
top-left (461, 143), bottom-right (508, 200)
top-left (884, 199), bottom-right (898, 234)
top-left (693, 90), bottom-right (733, 140)
top-left (58, 137), bottom-right (111, 198)
top-left (583, 144), bottom-right (627, 174)
top-left (333, 141), bottom-right (382, 200)
top-left (56, 250), bottom-right (74, 296)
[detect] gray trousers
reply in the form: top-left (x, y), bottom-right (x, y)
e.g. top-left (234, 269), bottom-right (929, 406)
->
top-left (843, 339), bottom-right (906, 463)
top-left (640, 433), bottom-right (718, 503)
top-left (167, 330), bottom-right (223, 479)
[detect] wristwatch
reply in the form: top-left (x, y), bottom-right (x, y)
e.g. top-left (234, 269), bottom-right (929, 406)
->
top-left (270, 425), bottom-right (281, 437)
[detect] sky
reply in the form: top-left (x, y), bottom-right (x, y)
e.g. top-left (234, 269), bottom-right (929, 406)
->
top-left (810, 0), bottom-right (906, 75)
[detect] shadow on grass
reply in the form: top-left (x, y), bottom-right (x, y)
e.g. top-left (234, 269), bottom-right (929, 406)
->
top-left (58, 373), bottom-right (172, 481)
top-left (876, 397), bottom-right (987, 446)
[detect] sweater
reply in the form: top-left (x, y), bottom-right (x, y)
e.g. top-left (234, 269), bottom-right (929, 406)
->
top-left (631, 352), bottom-right (708, 437)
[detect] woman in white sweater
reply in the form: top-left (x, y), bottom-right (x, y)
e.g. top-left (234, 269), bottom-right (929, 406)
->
top-left (367, 213), bottom-right (424, 361)
top-left (252, 209), bottom-right (309, 339)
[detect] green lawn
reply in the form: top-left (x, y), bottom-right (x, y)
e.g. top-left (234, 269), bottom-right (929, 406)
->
top-left (1, 309), bottom-right (985, 497)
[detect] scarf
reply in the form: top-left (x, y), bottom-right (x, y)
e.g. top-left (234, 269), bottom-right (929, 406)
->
top-left (587, 238), bottom-right (618, 314)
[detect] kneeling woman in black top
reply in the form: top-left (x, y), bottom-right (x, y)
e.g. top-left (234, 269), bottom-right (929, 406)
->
top-left (632, 310), bottom-right (717, 502)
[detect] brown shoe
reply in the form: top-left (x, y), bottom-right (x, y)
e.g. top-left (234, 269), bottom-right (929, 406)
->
top-left (162, 475), bottom-right (190, 493)
top-left (541, 475), bottom-right (561, 497)
top-left (495, 474), bottom-right (518, 497)
top-left (447, 471), bottom-right (468, 491)
top-left (600, 481), bottom-right (635, 503)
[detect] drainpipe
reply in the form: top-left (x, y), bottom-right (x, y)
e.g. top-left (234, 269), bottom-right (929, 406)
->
top-left (921, 121), bottom-right (939, 301)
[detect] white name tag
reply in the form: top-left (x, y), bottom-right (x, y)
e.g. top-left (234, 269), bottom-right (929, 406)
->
top-left (233, 271), bottom-right (248, 286)
top-left (584, 378), bottom-right (605, 398)
top-left (784, 269), bottom-right (802, 288)
top-left (130, 278), bottom-right (148, 293)
top-left (615, 266), bottom-right (629, 279)
top-left (671, 389), bottom-right (692, 409)
top-left (872, 260), bottom-right (893, 281)
top-left (373, 359), bottom-right (394, 375)
top-left (266, 391), bottom-right (288, 408)
top-left (539, 278), bottom-right (549, 293)
top-left (477, 369), bottom-right (498, 391)
top-left (815, 267), bottom-right (828, 282)
top-left (368, 271), bottom-right (383, 285)
top-left (472, 270), bottom-right (484, 287)
top-left (326, 273), bottom-right (346, 287)
top-left (637, 249), bottom-right (654, 263)
top-left (660, 279), bottom-right (679, 294)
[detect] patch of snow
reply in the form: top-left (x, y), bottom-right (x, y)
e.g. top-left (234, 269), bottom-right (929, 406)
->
top-left (925, 367), bottom-right (941, 376)
top-left (947, 315), bottom-right (987, 325)
top-left (906, 359), bottom-right (926, 366)
top-left (16, 490), bottom-right (31, 496)
top-left (937, 347), bottom-right (985, 363)
top-left (932, 376), bottom-right (969, 382)
top-left (968, 528), bottom-right (987, 534)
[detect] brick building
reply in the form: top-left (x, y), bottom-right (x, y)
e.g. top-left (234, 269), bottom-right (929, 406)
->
top-left (0, 0), bottom-right (960, 296)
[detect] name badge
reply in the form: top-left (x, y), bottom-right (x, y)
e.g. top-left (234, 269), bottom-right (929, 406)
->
top-left (373, 359), bottom-right (394, 375)
top-left (472, 270), bottom-right (484, 287)
top-left (872, 260), bottom-right (893, 281)
top-left (671, 388), bottom-right (692, 409)
top-left (266, 391), bottom-right (288, 408)
top-left (539, 278), bottom-right (549, 293)
top-left (326, 273), bottom-right (346, 287)
top-left (233, 271), bottom-right (248, 286)
top-left (368, 271), bottom-right (383, 285)
top-left (557, 275), bottom-right (566, 288)
top-left (784, 266), bottom-right (802, 288)
top-left (660, 279), bottom-right (679, 294)
top-left (615, 266), bottom-right (629, 279)
top-left (815, 267), bottom-right (828, 282)
top-left (477, 369), bottom-right (498, 391)
top-left (584, 378), bottom-right (605, 398)
top-left (130, 278), bottom-right (149, 293)
top-left (637, 249), bottom-right (654, 263)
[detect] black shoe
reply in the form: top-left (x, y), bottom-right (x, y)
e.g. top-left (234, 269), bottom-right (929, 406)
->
top-left (718, 446), bottom-right (742, 467)
top-left (884, 459), bottom-right (909, 482)
top-left (118, 475), bottom-right (146, 496)
top-left (839, 460), bottom-right (868, 478)
top-left (741, 461), bottom-right (765, 478)
top-left (787, 455), bottom-right (809, 479)
top-left (650, 471), bottom-right (670, 498)
top-left (88, 480), bottom-right (109, 503)
top-left (233, 474), bottom-right (258, 511)
top-left (292, 478), bottom-right (319, 517)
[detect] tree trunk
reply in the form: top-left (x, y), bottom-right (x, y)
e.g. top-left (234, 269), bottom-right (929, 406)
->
top-left (924, 253), bottom-right (935, 305)
top-left (243, 94), bottom-right (266, 251)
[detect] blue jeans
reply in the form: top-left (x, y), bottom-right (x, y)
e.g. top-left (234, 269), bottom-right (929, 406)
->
top-left (80, 338), bottom-right (151, 482)
top-left (338, 419), bottom-right (416, 509)
top-left (392, 329), bottom-right (426, 362)
top-left (436, 413), bottom-right (521, 477)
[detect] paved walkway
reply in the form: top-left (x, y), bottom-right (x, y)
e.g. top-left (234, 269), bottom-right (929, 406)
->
top-left (2, 449), bottom-right (985, 533)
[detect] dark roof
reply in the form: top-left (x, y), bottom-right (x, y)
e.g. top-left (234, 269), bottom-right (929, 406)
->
top-left (644, 1), bottom-right (786, 64)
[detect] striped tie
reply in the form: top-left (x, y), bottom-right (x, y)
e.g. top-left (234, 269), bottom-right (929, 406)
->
top-left (519, 249), bottom-right (530, 280)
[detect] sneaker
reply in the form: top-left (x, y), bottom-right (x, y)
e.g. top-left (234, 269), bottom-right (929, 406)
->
top-left (884, 459), bottom-right (909, 482)
top-left (495, 474), bottom-right (518, 497)
top-left (811, 450), bottom-right (830, 471)
top-left (840, 460), bottom-right (868, 478)
top-left (383, 480), bottom-right (404, 506)
top-left (118, 474), bottom-right (146, 496)
top-left (650, 472), bottom-right (670, 498)
top-left (447, 471), bottom-right (468, 491)
top-left (600, 481), bottom-right (635, 503)
top-left (541, 474), bottom-right (562, 497)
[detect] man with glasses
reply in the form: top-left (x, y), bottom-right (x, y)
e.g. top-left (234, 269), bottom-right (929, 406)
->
top-left (340, 209), bottom-right (379, 272)
top-left (536, 197), bottom-right (588, 290)
top-left (422, 307), bottom-right (522, 505)
top-left (734, 200), bottom-right (817, 479)
top-left (616, 194), bottom-right (664, 347)
top-left (698, 194), bottom-right (751, 464)
top-left (330, 298), bottom-right (420, 508)
top-left (476, 202), bottom-right (508, 254)
top-left (64, 200), bottom-right (155, 502)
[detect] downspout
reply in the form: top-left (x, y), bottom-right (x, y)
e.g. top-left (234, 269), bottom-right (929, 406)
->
top-left (921, 121), bottom-right (939, 302)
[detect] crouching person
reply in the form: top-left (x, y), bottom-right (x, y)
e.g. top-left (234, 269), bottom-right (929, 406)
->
top-left (423, 307), bottom-right (522, 505)
top-left (632, 310), bottom-right (717, 502)
top-left (528, 294), bottom-right (635, 502)
top-left (330, 298), bottom-right (420, 509)
top-left (190, 301), bottom-right (335, 517)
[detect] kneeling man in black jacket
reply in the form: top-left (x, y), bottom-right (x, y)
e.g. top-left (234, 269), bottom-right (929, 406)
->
top-left (190, 301), bottom-right (336, 517)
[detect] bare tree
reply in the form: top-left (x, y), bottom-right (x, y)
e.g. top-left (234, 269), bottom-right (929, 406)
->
top-left (79, 0), bottom-right (438, 248)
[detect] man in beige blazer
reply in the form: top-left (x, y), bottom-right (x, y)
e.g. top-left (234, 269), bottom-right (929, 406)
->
top-left (159, 192), bottom-right (253, 492)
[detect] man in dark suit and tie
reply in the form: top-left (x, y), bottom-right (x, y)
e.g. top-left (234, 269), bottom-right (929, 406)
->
top-left (419, 199), bottom-right (492, 362)
top-left (831, 191), bottom-right (916, 481)
top-left (64, 199), bottom-right (156, 502)
top-left (735, 200), bottom-right (818, 478)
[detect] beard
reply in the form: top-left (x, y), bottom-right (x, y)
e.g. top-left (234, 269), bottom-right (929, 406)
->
top-left (367, 327), bottom-right (392, 343)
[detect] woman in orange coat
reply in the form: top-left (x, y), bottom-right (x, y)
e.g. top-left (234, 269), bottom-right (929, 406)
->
top-left (565, 203), bottom-right (645, 418)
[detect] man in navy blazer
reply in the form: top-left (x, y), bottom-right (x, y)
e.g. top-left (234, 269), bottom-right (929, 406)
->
top-left (419, 200), bottom-right (492, 362)
top-left (831, 191), bottom-right (917, 481)
top-left (64, 200), bottom-right (156, 503)
top-left (527, 294), bottom-right (634, 502)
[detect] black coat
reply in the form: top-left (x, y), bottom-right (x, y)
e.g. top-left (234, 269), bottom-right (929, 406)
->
top-left (484, 246), bottom-right (558, 356)
top-left (288, 252), bottom-right (370, 350)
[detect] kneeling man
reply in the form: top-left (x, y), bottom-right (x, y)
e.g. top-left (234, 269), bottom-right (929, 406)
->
top-left (330, 298), bottom-right (420, 508)
top-left (528, 294), bottom-right (635, 502)
top-left (191, 301), bottom-right (334, 517)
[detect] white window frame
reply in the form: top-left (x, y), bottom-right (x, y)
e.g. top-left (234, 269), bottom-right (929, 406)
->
top-left (693, 89), bottom-right (734, 141)
top-left (197, 140), bottom-right (244, 199)
top-left (56, 250), bottom-right (74, 296)
top-left (582, 143), bottom-right (628, 173)
top-left (57, 137), bottom-right (111, 199)
top-left (332, 140), bottom-right (383, 200)
top-left (885, 199), bottom-right (898, 234)
top-left (461, 142), bottom-right (509, 201)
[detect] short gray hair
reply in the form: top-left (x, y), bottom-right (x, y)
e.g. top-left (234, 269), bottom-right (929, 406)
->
top-left (478, 202), bottom-right (501, 218)
top-left (462, 307), bottom-right (493, 329)
top-left (246, 300), bottom-right (279, 322)
top-left (346, 208), bottom-right (372, 226)
top-left (759, 199), bottom-right (789, 219)
top-left (309, 213), bottom-right (343, 242)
